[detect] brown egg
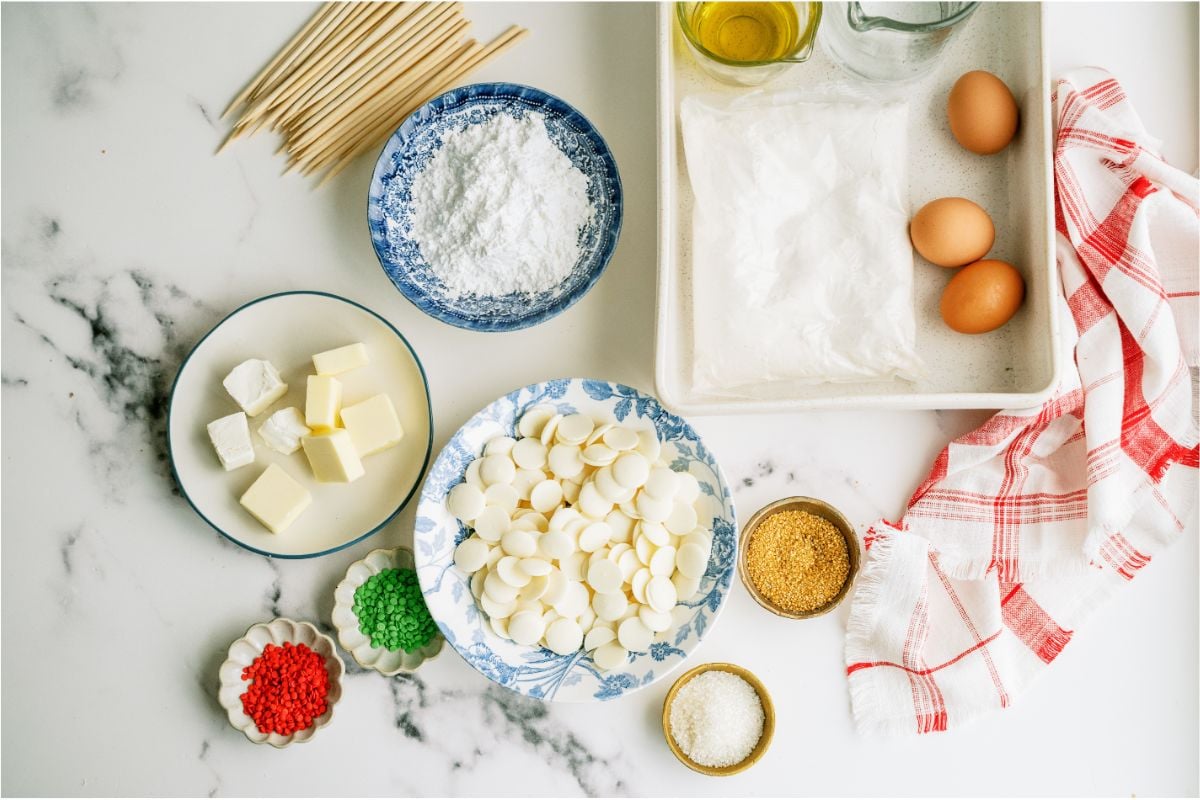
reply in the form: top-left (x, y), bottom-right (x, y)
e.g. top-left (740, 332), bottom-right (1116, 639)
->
top-left (947, 70), bottom-right (1019, 155)
top-left (910, 197), bottom-right (995, 267)
top-left (940, 259), bottom-right (1025, 334)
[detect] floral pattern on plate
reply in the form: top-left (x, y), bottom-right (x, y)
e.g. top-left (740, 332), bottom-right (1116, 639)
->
top-left (414, 379), bottom-right (736, 702)
top-left (368, 83), bottom-right (623, 332)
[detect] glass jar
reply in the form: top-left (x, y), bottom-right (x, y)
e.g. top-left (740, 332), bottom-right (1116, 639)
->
top-left (676, 2), bottom-right (823, 87)
top-left (820, 2), bottom-right (979, 84)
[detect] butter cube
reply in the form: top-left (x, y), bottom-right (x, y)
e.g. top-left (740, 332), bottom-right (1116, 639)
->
top-left (257, 407), bottom-right (311, 455)
top-left (223, 358), bottom-right (288, 416)
top-left (301, 429), bottom-right (364, 483)
top-left (207, 411), bottom-right (255, 471)
top-left (305, 375), bottom-right (342, 431)
top-left (239, 464), bottom-right (312, 533)
top-left (312, 343), bottom-right (369, 376)
top-left (340, 394), bottom-right (405, 457)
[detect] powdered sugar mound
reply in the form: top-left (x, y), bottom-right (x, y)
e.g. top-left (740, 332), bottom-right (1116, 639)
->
top-left (410, 112), bottom-right (594, 298)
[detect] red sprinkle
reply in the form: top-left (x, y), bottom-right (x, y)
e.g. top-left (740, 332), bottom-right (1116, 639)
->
top-left (240, 642), bottom-right (329, 736)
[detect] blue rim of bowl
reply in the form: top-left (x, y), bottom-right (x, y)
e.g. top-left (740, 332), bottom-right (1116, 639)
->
top-left (165, 290), bottom-right (434, 560)
top-left (415, 377), bottom-right (739, 699)
top-left (366, 82), bottom-right (624, 332)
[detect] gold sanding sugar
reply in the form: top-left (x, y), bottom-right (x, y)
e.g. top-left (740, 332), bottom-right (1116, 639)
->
top-left (745, 509), bottom-right (850, 613)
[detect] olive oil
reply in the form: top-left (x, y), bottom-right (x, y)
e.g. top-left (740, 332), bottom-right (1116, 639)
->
top-left (688, 2), bottom-right (802, 63)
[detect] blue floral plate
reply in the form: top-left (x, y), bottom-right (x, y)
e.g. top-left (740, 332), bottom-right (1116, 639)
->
top-left (367, 83), bottom-right (623, 332)
top-left (414, 379), bottom-right (737, 702)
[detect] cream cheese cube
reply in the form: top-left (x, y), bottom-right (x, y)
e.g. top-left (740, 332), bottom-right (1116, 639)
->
top-left (340, 394), bottom-right (405, 456)
top-left (305, 375), bottom-right (342, 431)
top-left (312, 343), bottom-right (369, 376)
top-left (207, 411), bottom-right (255, 471)
top-left (239, 463), bottom-right (311, 533)
top-left (256, 407), bottom-right (311, 455)
top-left (301, 429), bottom-right (364, 483)
top-left (223, 358), bottom-right (288, 416)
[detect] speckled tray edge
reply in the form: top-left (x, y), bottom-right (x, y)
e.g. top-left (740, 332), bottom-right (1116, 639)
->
top-left (655, 3), bottom-right (1062, 413)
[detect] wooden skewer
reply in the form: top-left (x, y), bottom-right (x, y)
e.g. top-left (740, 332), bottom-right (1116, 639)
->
top-left (283, 3), bottom-right (460, 139)
top-left (217, 76), bottom-right (293, 152)
top-left (286, 17), bottom-right (466, 157)
top-left (221, 2), bottom-right (529, 187)
top-left (310, 3), bottom-right (462, 107)
top-left (389, 26), bottom-right (528, 125)
top-left (296, 37), bottom-right (477, 173)
top-left (293, 37), bottom-right (476, 173)
top-left (447, 24), bottom-right (529, 83)
top-left (311, 26), bottom-right (526, 183)
top-left (215, 119), bottom-right (248, 154)
top-left (247, 111), bottom-right (273, 137)
top-left (256, 3), bottom-right (398, 132)
top-left (270, 1), bottom-right (407, 113)
top-left (242, 1), bottom-right (382, 128)
top-left (283, 35), bottom-right (472, 173)
top-left (297, 42), bottom-right (474, 175)
top-left (287, 15), bottom-right (467, 152)
top-left (252, 2), bottom-right (356, 100)
top-left (275, 2), bottom-right (425, 127)
top-left (282, 2), bottom-right (460, 133)
top-left (238, 1), bottom-right (360, 120)
top-left (221, 1), bottom-right (337, 120)
top-left (311, 34), bottom-right (496, 182)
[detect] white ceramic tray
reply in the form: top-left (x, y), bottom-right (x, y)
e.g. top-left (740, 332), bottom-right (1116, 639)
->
top-left (655, 3), bottom-right (1061, 413)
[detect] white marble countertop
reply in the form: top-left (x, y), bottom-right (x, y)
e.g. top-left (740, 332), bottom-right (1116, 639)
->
top-left (2, 2), bottom-right (1196, 796)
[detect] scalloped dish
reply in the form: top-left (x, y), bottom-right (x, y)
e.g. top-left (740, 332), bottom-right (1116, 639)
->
top-left (414, 378), bottom-right (737, 702)
top-left (217, 618), bottom-right (345, 747)
top-left (333, 547), bottom-right (446, 675)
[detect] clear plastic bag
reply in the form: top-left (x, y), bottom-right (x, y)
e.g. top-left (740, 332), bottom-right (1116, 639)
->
top-left (681, 91), bottom-right (923, 396)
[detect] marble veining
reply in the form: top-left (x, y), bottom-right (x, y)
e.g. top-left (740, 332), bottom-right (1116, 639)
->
top-left (196, 739), bottom-right (221, 798)
top-left (60, 524), bottom-right (83, 576)
top-left (7, 4), bottom-right (126, 113)
top-left (10, 266), bottom-right (219, 489)
top-left (263, 559), bottom-right (283, 619)
top-left (476, 685), bottom-right (629, 796)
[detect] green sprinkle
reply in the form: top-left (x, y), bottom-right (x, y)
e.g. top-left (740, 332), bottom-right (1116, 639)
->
top-left (352, 568), bottom-right (438, 653)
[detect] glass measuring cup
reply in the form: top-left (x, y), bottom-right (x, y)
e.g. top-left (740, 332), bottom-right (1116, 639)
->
top-left (820, 2), bottom-right (979, 83)
top-left (676, 2), bottom-right (823, 87)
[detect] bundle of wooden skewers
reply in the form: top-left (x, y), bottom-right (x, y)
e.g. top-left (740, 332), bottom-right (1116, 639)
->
top-left (220, 1), bottom-right (528, 185)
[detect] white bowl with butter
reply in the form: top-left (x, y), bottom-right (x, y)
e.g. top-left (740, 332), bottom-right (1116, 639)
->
top-left (167, 291), bottom-right (433, 558)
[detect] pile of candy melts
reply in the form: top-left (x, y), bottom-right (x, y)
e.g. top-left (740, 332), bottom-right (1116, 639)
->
top-left (449, 405), bottom-right (714, 670)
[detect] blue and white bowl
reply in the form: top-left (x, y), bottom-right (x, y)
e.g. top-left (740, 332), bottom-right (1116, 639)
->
top-left (368, 83), bottom-right (623, 332)
top-left (414, 379), bottom-right (737, 702)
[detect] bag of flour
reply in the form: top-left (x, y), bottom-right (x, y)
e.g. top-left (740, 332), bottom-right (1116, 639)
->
top-left (680, 91), bottom-right (922, 396)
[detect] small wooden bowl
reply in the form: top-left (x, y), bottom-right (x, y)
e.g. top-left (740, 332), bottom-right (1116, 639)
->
top-left (661, 662), bottom-right (775, 776)
top-left (738, 496), bottom-right (861, 619)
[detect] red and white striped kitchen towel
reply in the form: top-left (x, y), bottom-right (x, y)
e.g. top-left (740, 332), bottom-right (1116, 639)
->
top-left (845, 68), bottom-right (1199, 734)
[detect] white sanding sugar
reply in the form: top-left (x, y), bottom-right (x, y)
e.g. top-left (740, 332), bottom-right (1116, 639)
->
top-left (410, 112), bottom-right (594, 298)
top-left (669, 670), bottom-right (765, 768)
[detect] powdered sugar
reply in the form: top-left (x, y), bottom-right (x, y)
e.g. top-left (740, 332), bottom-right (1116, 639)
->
top-left (680, 92), bottom-right (922, 394)
top-left (410, 112), bottom-right (594, 298)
